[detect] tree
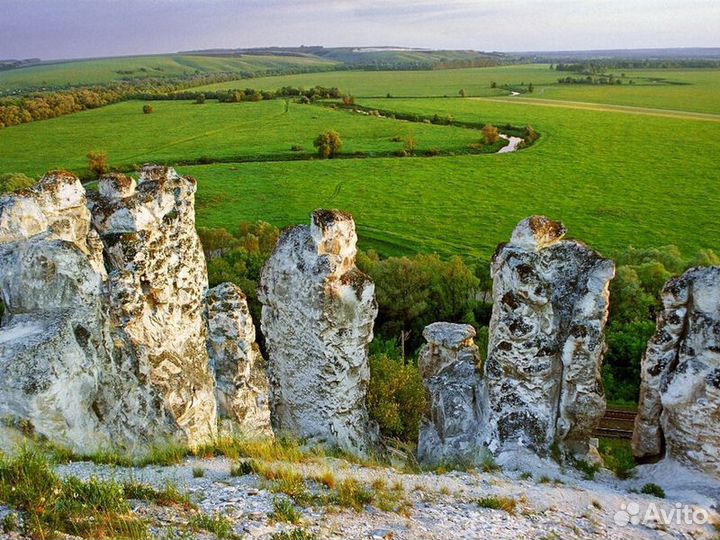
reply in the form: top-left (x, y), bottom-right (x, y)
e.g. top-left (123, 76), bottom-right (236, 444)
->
top-left (142, 104), bottom-right (153, 114)
top-left (459, 88), bottom-right (467, 97)
top-left (482, 124), bottom-right (500, 144)
top-left (490, 81), bottom-right (497, 88)
top-left (86, 151), bottom-right (108, 177)
top-left (195, 94), bottom-right (206, 104)
top-left (313, 130), bottom-right (342, 159)
top-left (527, 83), bottom-right (534, 93)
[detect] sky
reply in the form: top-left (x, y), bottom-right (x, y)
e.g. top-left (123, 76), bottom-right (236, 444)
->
top-left (1, 0), bottom-right (719, 60)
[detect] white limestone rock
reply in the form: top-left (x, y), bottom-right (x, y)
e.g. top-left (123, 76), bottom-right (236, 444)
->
top-left (206, 282), bottom-right (273, 438)
top-left (0, 173), bottom-right (112, 449)
top-left (258, 209), bottom-right (379, 456)
top-left (0, 167), bottom-right (218, 451)
top-left (485, 216), bottom-right (614, 461)
top-left (88, 166), bottom-right (217, 446)
top-left (633, 266), bottom-right (720, 478)
top-left (417, 322), bottom-right (487, 467)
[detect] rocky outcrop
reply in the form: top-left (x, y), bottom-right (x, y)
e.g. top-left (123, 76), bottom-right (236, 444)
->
top-left (0, 167), bottom-right (220, 451)
top-left (206, 282), bottom-right (272, 438)
top-left (88, 167), bottom-right (216, 446)
top-left (633, 267), bottom-right (720, 478)
top-left (485, 216), bottom-right (614, 461)
top-left (258, 209), bottom-right (379, 456)
top-left (417, 323), bottom-right (487, 467)
top-left (0, 172), bottom-right (112, 449)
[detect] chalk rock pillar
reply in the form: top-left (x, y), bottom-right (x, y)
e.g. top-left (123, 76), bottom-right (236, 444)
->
top-left (485, 216), bottom-right (614, 459)
top-left (417, 323), bottom-right (487, 467)
top-left (88, 166), bottom-right (217, 446)
top-left (258, 209), bottom-right (379, 456)
top-left (633, 267), bottom-right (720, 478)
top-left (206, 282), bottom-right (273, 438)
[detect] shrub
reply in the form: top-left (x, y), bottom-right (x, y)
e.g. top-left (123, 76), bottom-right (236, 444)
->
top-left (403, 135), bottom-right (417, 154)
top-left (290, 144), bottom-right (304, 152)
top-left (482, 124), bottom-right (500, 144)
top-left (195, 94), bottom-right (206, 104)
top-left (86, 151), bottom-right (108, 177)
top-left (142, 104), bottom-right (153, 114)
top-left (640, 483), bottom-right (665, 498)
top-left (313, 130), bottom-right (342, 159)
top-left (367, 353), bottom-right (425, 441)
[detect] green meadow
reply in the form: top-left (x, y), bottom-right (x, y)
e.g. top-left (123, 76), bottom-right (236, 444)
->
top-left (1, 65), bottom-right (719, 260)
top-left (0, 99), bottom-right (492, 176)
top-left (192, 64), bottom-right (720, 114)
top-left (175, 96), bottom-right (719, 259)
top-left (0, 54), bottom-right (336, 91)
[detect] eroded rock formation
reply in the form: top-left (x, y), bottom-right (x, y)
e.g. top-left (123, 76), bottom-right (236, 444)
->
top-left (258, 209), bottom-right (379, 456)
top-left (417, 323), bottom-right (487, 467)
top-left (485, 216), bottom-right (614, 461)
top-left (0, 167), bottom-right (238, 450)
top-left (633, 267), bottom-right (720, 478)
top-left (206, 282), bottom-right (272, 438)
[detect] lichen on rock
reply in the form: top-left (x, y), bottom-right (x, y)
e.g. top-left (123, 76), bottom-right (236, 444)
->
top-left (485, 216), bottom-right (614, 462)
top-left (633, 266), bottom-right (720, 478)
top-left (258, 209), bottom-right (379, 456)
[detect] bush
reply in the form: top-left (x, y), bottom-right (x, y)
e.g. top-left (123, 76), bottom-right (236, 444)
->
top-left (367, 353), bottom-right (426, 442)
top-left (0, 172), bottom-right (35, 193)
top-left (482, 124), bottom-right (500, 144)
top-left (195, 93), bottom-right (206, 104)
top-left (313, 130), bottom-right (342, 158)
top-left (86, 151), bottom-right (108, 177)
top-left (640, 483), bottom-right (665, 498)
top-left (142, 104), bottom-right (153, 114)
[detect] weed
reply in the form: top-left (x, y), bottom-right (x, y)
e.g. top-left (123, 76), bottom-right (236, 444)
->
top-left (598, 438), bottom-right (636, 479)
top-left (332, 478), bottom-right (374, 511)
top-left (573, 459), bottom-right (601, 481)
top-left (192, 466), bottom-right (205, 478)
top-left (518, 472), bottom-right (533, 480)
top-left (270, 529), bottom-right (319, 540)
top-left (272, 497), bottom-right (301, 524)
top-left (477, 495), bottom-right (518, 514)
top-left (640, 483), bottom-right (666, 498)
top-left (230, 459), bottom-right (256, 476)
top-left (188, 512), bottom-right (234, 539)
top-left (122, 480), bottom-right (194, 508)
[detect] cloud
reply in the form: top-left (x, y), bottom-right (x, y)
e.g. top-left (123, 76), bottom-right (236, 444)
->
top-left (0, 0), bottom-right (718, 59)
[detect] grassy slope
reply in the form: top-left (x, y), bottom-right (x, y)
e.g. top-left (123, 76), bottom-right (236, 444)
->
top-left (0, 54), bottom-right (336, 91)
top-left (0, 100), bottom-right (489, 176)
top-left (190, 64), bottom-right (561, 97)
top-left (177, 97), bottom-right (720, 260)
top-left (192, 64), bottom-right (720, 114)
top-left (531, 68), bottom-right (720, 114)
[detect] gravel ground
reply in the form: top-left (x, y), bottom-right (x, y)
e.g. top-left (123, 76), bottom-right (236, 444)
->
top-left (1, 455), bottom-right (716, 540)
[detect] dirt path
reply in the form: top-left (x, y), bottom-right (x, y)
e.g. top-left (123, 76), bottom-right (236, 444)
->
top-left (471, 96), bottom-right (720, 122)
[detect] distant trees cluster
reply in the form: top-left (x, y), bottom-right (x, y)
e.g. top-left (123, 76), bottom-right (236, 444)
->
top-left (553, 59), bottom-right (720, 70)
top-left (558, 75), bottom-right (623, 85)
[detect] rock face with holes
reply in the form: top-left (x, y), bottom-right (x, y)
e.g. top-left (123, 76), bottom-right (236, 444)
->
top-left (206, 282), bottom-right (272, 438)
top-left (87, 166), bottom-right (217, 446)
top-left (0, 167), bottom-right (219, 451)
top-left (417, 323), bottom-right (487, 467)
top-left (258, 209), bottom-right (379, 456)
top-left (633, 267), bottom-right (720, 478)
top-left (485, 216), bottom-right (614, 463)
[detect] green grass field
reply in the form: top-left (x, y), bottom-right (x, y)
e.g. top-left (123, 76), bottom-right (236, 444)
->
top-left (192, 64), bottom-right (720, 114)
top-left (1, 66), bottom-right (718, 261)
top-left (191, 64), bottom-right (561, 97)
top-left (169, 96), bottom-right (719, 260)
top-left (0, 54), bottom-right (336, 92)
top-left (0, 100), bottom-right (497, 177)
